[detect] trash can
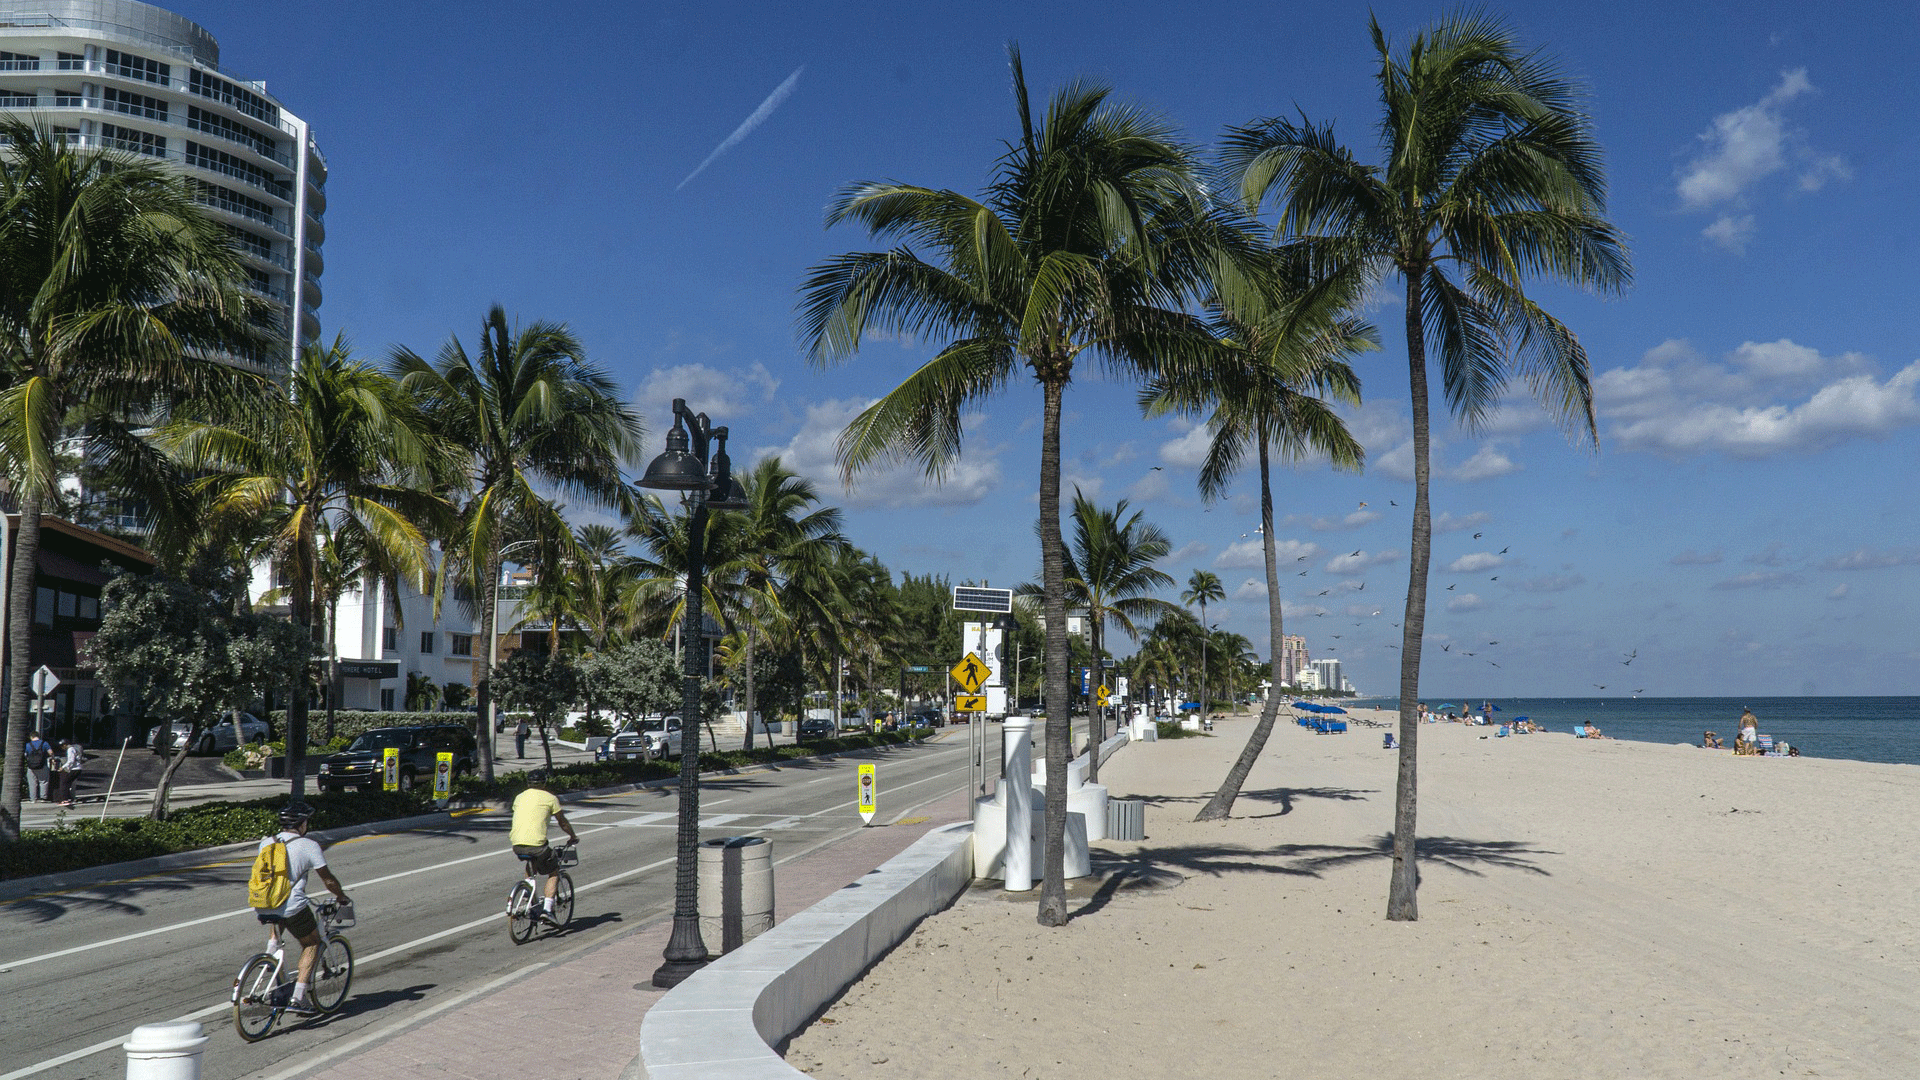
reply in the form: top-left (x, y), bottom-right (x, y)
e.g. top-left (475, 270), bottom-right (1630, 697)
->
top-left (1107, 798), bottom-right (1145, 841)
top-left (697, 836), bottom-right (773, 954)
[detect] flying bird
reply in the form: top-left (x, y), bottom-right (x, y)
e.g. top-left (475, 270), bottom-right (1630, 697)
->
top-left (1488, 640), bottom-right (1499, 645)
top-left (1446, 584), bottom-right (1456, 590)
top-left (1490, 576), bottom-right (1499, 581)
top-left (1298, 570), bottom-right (1308, 576)
top-left (1150, 466), bottom-right (1162, 471)
top-left (1593, 684), bottom-right (1607, 690)
top-left (1356, 582), bottom-right (1365, 591)
top-left (1331, 634), bottom-right (1341, 639)
top-left (1358, 502), bottom-right (1368, 508)
top-left (1473, 532), bottom-right (1483, 539)
top-left (1441, 644), bottom-right (1451, 652)
top-left (1297, 555), bottom-right (1309, 561)
top-left (1317, 590), bottom-right (1329, 596)
top-left (1499, 547), bottom-right (1508, 554)
top-left (1350, 550), bottom-right (1361, 557)
top-left (1463, 651), bottom-right (1475, 657)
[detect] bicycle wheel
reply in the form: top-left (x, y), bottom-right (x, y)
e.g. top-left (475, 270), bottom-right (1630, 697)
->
top-left (549, 873), bottom-right (574, 931)
top-left (232, 954), bottom-right (282, 1042)
top-left (309, 935), bottom-right (354, 1013)
top-left (507, 881), bottom-right (536, 945)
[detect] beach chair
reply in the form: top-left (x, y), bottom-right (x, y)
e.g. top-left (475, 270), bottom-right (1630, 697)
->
top-left (1757, 734), bottom-right (1774, 753)
top-left (1573, 725), bottom-right (1586, 737)
top-left (1328, 721), bottom-right (1347, 734)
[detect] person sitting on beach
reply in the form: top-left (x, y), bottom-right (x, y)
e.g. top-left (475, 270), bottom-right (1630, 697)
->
top-left (1583, 721), bottom-right (1608, 740)
top-left (1703, 731), bottom-right (1722, 749)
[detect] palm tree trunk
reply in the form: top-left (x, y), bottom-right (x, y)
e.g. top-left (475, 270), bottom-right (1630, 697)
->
top-left (1196, 438), bottom-right (1287, 821)
top-left (1389, 272), bottom-right (1434, 922)
top-left (1198, 601), bottom-right (1208, 729)
top-left (1037, 377), bottom-right (1071, 927)
top-left (286, 527), bottom-right (318, 799)
top-left (476, 549), bottom-right (501, 782)
top-left (325, 595), bottom-right (340, 744)
top-left (742, 627), bottom-right (757, 752)
top-left (0, 492), bottom-right (47, 841)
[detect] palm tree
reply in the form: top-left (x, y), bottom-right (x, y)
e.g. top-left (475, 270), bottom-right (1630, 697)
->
top-left (1019, 490), bottom-right (1178, 783)
top-left (1225, 11), bottom-right (1631, 919)
top-left (1181, 570), bottom-right (1225, 729)
top-left (0, 121), bottom-right (275, 839)
top-left (799, 49), bottom-right (1248, 926)
top-left (1146, 296), bottom-right (1371, 821)
top-left (709, 457), bottom-right (847, 749)
top-left (160, 336), bottom-right (455, 795)
top-left (391, 306), bottom-right (644, 782)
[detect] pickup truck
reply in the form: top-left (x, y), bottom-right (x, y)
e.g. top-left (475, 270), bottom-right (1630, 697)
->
top-left (606, 716), bottom-right (697, 761)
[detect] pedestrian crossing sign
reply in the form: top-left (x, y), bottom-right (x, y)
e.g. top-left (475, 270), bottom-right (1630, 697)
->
top-left (857, 763), bottom-right (877, 824)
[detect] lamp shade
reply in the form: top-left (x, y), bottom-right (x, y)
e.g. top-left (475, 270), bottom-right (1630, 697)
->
top-left (638, 447), bottom-right (709, 490)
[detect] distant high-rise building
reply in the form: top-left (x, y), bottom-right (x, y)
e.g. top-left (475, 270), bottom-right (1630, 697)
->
top-left (0, 0), bottom-right (325, 373)
top-left (1280, 634), bottom-right (1309, 685)
top-left (1309, 658), bottom-right (1343, 696)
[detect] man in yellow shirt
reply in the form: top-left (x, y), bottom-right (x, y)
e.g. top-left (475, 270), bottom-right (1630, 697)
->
top-left (509, 773), bottom-right (579, 922)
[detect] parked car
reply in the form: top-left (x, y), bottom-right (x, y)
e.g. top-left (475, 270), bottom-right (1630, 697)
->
top-left (149, 714), bottom-right (270, 755)
top-left (316, 725), bottom-right (477, 792)
top-left (607, 716), bottom-right (694, 760)
top-left (797, 716), bottom-right (835, 740)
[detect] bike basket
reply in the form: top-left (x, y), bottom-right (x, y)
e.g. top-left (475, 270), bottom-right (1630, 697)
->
top-left (557, 848), bottom-right (579, 868)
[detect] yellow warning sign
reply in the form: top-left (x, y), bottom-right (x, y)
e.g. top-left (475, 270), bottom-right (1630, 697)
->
top-left (1096, 684), bottom-right (1111, 707)
top-left (954, 694), bottom-right (987, 712)
top-left (950, 653), bottom-right (989, 694)
top-left (857, 763), bottom-right (877, 823)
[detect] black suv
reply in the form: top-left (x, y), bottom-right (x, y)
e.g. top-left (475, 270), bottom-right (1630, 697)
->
top-left (316, 725), bottom-right (478, 793)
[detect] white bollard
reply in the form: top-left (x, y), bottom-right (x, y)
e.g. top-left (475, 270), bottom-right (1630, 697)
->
top-left (126, 1021), bottom-right (208, 1080)
top-left (1002, 716), bottom-right (1033, 892)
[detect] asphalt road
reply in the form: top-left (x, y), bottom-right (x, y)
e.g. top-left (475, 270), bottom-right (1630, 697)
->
top-left (0, 730), bottom-right (999, 1080)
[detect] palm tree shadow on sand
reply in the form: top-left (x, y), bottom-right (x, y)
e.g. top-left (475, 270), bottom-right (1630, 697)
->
top-left (1068, 833), bottom-right (1553, 921)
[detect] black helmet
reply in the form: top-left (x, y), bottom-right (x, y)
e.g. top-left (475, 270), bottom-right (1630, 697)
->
top-left (278, 801), bottom-right (316, 827)
top-left (525, 769), bottom-right (548, 784)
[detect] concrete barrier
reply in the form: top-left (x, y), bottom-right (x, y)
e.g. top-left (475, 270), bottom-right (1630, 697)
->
top-left (635, 822), bottom-right (973, 1080)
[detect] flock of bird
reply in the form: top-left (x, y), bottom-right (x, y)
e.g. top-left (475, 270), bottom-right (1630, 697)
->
top-left (1230, 499), bottom-right (1642, 693)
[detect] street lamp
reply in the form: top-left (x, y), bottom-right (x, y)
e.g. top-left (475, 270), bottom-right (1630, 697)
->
top-left (637, 398), bottom-right (746, 989)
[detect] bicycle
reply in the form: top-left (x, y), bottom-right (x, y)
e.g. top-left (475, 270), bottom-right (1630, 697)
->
top-left (506, 845), bottom-right (576, 944)
top-left (231, 899), bottom-right (356, 1041)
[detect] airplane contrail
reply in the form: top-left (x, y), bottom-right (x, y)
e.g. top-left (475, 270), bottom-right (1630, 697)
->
top-left (677, 65), bottom-right (805, 190)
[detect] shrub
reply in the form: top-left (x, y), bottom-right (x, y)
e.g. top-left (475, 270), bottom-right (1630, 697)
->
top-left (1156, 720), bottom-right (1207, 740)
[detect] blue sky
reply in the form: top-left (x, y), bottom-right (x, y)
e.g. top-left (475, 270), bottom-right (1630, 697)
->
top-left (181, 0), bottom-right (1918, 696)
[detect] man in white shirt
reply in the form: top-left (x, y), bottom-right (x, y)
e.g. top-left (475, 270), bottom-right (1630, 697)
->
top-left (257, 802), bottom-right (351, 1013)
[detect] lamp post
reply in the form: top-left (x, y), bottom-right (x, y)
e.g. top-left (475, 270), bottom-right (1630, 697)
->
top-left (637, 398), bottom-right (747, 989)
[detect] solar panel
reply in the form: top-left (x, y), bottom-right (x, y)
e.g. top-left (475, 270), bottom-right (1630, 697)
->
top-left (951, 586), bottom-right (1013, 613)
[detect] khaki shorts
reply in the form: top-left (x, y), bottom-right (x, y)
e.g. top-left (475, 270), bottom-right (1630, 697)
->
top-left (513, 843), bottom-right (559, 875)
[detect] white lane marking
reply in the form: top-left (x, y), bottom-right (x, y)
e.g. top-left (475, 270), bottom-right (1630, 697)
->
top-left (0, 852), bottom-right (679, 1080)
top-left (601, 811), bottom-right (675, 827)
top-left (0, 824), bottom-right (614, 971)
top-left (704, 813), bottom-right (744, 827)
top-left (561, 807), bottom-right (606, 819)
top-left (807, 775), bottom-right (838, 784)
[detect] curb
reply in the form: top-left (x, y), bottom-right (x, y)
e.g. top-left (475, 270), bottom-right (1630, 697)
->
top-left (0, 737), bottom-right (933, 902)
top-left (634, 821), bottom-right (974, 1080)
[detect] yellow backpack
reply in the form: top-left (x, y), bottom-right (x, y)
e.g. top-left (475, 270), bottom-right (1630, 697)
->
top-left (247, 835), bottom-right (292, 909)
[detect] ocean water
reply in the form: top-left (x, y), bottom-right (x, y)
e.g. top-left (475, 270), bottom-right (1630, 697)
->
top-left (1343, 696), bottom-right (1920, 767)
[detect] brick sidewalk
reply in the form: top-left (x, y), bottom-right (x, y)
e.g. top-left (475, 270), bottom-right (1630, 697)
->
top-left (288, 785), bottom-right (976, 1080)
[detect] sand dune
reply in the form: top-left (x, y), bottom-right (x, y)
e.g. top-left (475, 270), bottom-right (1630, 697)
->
top-left (788, 707), bottom-right (1920, 1079)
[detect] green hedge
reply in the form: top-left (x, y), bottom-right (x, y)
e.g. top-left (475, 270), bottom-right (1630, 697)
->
top-left (1155, 720), bottom-right (1208, 740)
top-left (3, 729), bottom-right (927, 881)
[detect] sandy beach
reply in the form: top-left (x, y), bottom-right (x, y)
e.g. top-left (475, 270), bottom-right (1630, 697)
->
top-left (788, 708), bottom-right (1920, 1079)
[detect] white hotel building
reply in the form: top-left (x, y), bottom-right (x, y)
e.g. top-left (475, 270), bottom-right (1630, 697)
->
top-left (0, 0), bottom-right (324, 371)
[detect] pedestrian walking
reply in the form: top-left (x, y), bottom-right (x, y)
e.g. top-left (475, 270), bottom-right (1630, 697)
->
top-left (514, 717), bottom-right (530, 759)
top-left (22, 730), bottom-right (52, 802)
top-left (55, 738), bottom-right (84, 806)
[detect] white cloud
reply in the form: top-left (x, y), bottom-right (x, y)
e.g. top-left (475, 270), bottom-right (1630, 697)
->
top-left (1232, 579), bottom-right (1268, 602)
top-left (1158, 424), bottom-right (1212, 469)
top-left (636, 361), bottom-right (779, 429)
top-left (1125, 469), bottom-right (1172, 503)
top-left (1710, 570), bottom-right (1799, 591)
top-left (1450, 445), bottom-right (1520, 481)
top-left (1371, 440), bottom-right (1416, 482)
top-left (1324, 549), bottom-right (1401, 574)
top-left (1167, 540), bottom-right (1210, 566)
top-left (1433, 511), bottom-right (1491, 534)
top-left (1702, 214), bottom-right (1755, 254)
top-left (1828, 584), bottom-right (1849, 600)
top-left (1215, 540), bottom-right (1266, 570)
top-left (1287, 509), bottom-right (1381, 532)
top-left (1598, 338), bottom-right (1920, 458)
top-left (1676, 68), bottom-right (1848, 249)
top-left (1446, 552), bottom-right (1505, 573)
top-left (1823, 548), bottom-right (1920, 571)
top-left (758, 398), bottom-right (1002, 509)
top-left (1446, 593), bottom-right (1485, 612)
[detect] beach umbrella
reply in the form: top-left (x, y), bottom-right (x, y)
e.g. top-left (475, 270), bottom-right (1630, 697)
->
top-left (1320, 705), bottom-right (1348, 714)
top-left (1437, 703), bottom-right (1457, 709)
top-left (1180, 701), bottom-right (1201, 711)
top-left (1514, 716), bottom-right (1529, 722)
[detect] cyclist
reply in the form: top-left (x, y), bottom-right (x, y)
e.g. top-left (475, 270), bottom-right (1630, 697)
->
top-left (509, 772), bottom-right (578, 923)
top-left (257, 801), bottom-right (351, 1014)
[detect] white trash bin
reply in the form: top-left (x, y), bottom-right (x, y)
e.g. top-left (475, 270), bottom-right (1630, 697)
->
top-left (698, 836), bottom-right (774, 954)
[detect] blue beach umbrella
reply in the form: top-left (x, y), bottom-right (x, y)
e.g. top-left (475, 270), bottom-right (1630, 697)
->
top-left (1320, 705), bottom-right (1348, 714)
top-left (1180, 701), bottom-right (1201, 711)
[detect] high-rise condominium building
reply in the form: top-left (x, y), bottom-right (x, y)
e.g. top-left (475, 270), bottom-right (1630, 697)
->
top-left (0, 0), bottom-right (324, 371)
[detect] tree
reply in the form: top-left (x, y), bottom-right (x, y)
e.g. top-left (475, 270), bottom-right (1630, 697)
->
top-left (391, 305), bottom-right (643, 782)
top-left (575, 638), bottom-right (681, 730)
top-left (1145, 292), bottom-right (1371, 821)
top-left (1019, 491), bottom-right (1178, 782)
top-left (161, 336), bottom-right (453, 797)
top-left (800, 49), bottom-right (1249, 925)
top-left (87, 560), bottom-right (306, 819)
top-left (1225, 11), bottom-right (1630, 919)
top-left (0, 120), bottom-right (275, 841)
top-left (1181, 570), bottom-right (1225, 729)
top-left (492, 651), bottom-right (579, 774)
